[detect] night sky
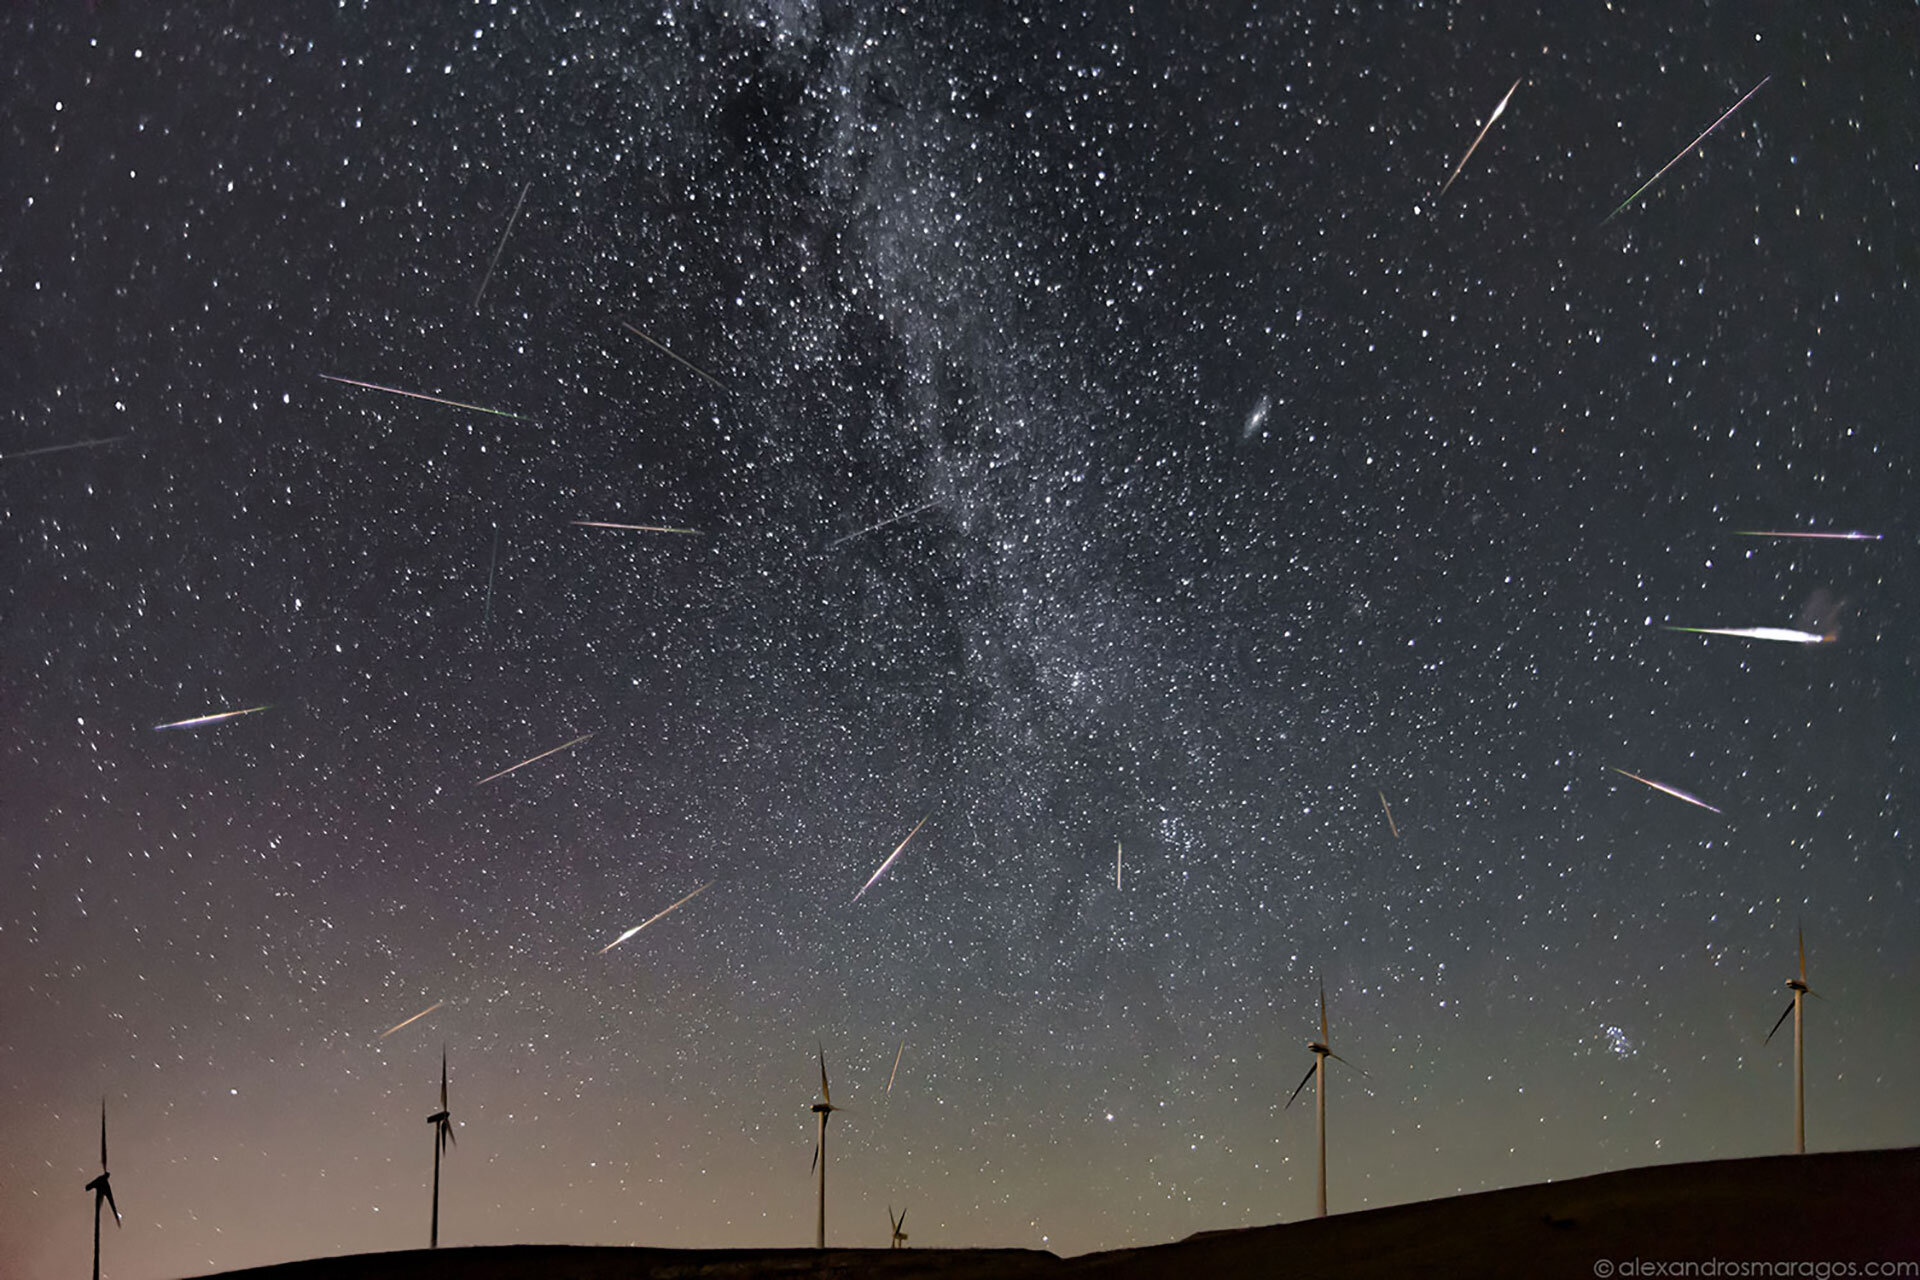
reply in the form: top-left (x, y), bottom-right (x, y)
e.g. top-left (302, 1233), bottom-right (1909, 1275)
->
top-left (4, 3), bottom-right (1918, 1277)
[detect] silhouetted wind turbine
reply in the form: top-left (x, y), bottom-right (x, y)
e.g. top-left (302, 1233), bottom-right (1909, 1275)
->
top-left (888, 1204), bottom-right (909, 1249)
top-left (1764, 925), bottom-right (1819, 1154)
top-left (84, 1099), bottom-right (120, 1280)
top-left (1285, 981), bottom-right (1366, 1218)
top-left (426, 1046), bottom-right (456, 1247)
top-left (808, 1045), bottom-right (842, 1248)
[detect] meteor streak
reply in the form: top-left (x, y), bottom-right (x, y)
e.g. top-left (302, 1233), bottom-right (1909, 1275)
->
top-left (1734, 530), bottom-right (1882, 541)
top-left (3, 435), bottom-right (126, 462)
top-left (473, 179), bottom-right (531, 311)
top-left (318, 374), bottom-right (528, 420)
top-left (378, 1001), bottom-right (445, 1041)
top-left (1379, 791), bottom-right (1400, 839)
top-left (1116, 840), bottom-right (1123, 890)
top-left (570, 520), bottom-right (701, 534)
top-left (597, 880), bottom-right (714, 955)
top-left (1610, 767), bottom-right (1723, 815)
top-left (1602, 76), bottom-right (1771, 224)
top-left (1437, 77), bottom-right (1521, 200)
top-left (475, 731), bottom-right (594, 785)
top-left (619, 322), bottom-right (726, 391)
top-left (887, 1038), bottom-right (906, 1096)
top-left (854, 814), bottom-right (930, 902)
top-left (153, 705), bottom-right (270, 731)
top-left (1664, 625), bottom-right (1834, 645)
top-left (825, 500), bottom-right (937, 549)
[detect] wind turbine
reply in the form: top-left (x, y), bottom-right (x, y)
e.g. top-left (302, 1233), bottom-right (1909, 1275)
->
top-left (426, 1046), bottom-right (456, 1247)
top-left (84, 1099), bottom-right (120, 1280)
top-left (1284, 980), bottom-right (1365, 1218)
top-left (888, 1204), bottom-right (909, 1249)
top-left (1764, 925), bottom-right (1819, 1154)
top-left (808, 1045), bottom-right (842, 1248)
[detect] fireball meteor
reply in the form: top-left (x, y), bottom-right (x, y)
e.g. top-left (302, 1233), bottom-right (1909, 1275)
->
top-left (854, 814), bottom-right (931, 902)
top-left (1437, 77), bottom-right (1521, 200)
top-left (154, 705), bottom-right (270, 731)
top-left (598, 881), bottom-right (714, 955)
top-left (1664, 625), bottom-right (1834, 645)
top-left (1610, 767), bottom-right (1723, 815)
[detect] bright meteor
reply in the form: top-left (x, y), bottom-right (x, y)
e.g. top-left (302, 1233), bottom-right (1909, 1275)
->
top-left (153, 705), bottom-right (270, 731)
top-left (887, 1038), bottom-right (906, 1097)
top-left (1733, 530), bottom-right (1882, 541)
top-left (475, 732), bottom-right (595, 785)
top-left (1602, 76), bottom-right (1770, 224)
top-left (1610, 767), bottom-right (1723, 815)
top-left (1664, 625), bottom-right (1834, 645)
top-left (377, 1000), bottom-right (445, 1041)
top-left (598, 881), bottom-right (714, 955)
top-left (854, 814), bottom-right (931, 902)
top-left (1437, 76), bottom-right (1521, 200)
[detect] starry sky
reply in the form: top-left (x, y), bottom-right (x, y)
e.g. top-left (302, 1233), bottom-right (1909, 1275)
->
top-left (4, 3), bottom-right (1918, 1277)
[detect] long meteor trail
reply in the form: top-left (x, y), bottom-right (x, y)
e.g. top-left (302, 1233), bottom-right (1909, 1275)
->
top-left (1603, 76), bottom-right (1770, 224)
top-left (1610, 767), bottom-right (1723, 815)
top-left (319, 374), bottom-right (528, 420)
top-left (887, 1038), bottom-right (906, 1096)
top-left (598, 880), bottom-right (714, 955)
top-left (825, 500), bottom-right (937, 550)
top-left (1665, 624), bottom-right (1834, 645)
top-left (378, 1001), bottom-right (445, 1041)
top-left (475, 731), bottom-right (595, 785)
top-left (854, 814), bottom-right (930, 902)
top-left (1734, 529), bottom-right (1882, 541)
top-left (619, 322), bottom-right (726, 391)
top-left (1437, 77), bottom-right (1521, 200)
top-left (1379, 791), bottom-right (1400, 839)
top-left (474, 179), bottom-right (531, 311)
top-left (3, 435), bottom-right (127, 462)
top-left (570, 520), bottom-right (702, 534)
top-left (154, 705), bottom-right (270, 731)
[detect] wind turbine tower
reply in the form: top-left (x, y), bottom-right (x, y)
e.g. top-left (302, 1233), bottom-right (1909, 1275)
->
top-left (1764, 926), bottom-right (1817, 1154)
top-left (809, 1045), bottom-right (841, 1248)
top-left (426, 1046), bottom-right (457, 1247)
top-left (84, 1099), bottom-right (121, 1280)
top-left (1285, 981), bottom-right (1364, 1218)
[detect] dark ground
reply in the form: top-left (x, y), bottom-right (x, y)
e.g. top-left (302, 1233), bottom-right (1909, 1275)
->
top-left (194, 1147), bottom-right (1920, 1280)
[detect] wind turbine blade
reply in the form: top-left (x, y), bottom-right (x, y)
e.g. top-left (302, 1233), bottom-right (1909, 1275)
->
top-left (104, 1184), bottom-right (121, 1226)
top-left (819, 1045), bottom-right (832, 1106)
top-left (1285, 1063), bottom-right (1317, 1109)
top-left (1764, 1001), bottom-right (1795, 1044)
top-left (898, 1208), bottom-right (906, 1230)
top-left (1320, 984), bottom-right (1329, 1045)
top-left (440, 1047), bottom-right (449, 1111)
top-left (1328, 1050), bottom-right (1370, 1077)
top-left (446, 1122), bottom-right (456, 1149)
top-left (810, 1142), bottom-right (820, 1175)
top-left (1799, 925), bottom-right (1807, 983)
top-left (100, 1099), bottom-right (108, 1168)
